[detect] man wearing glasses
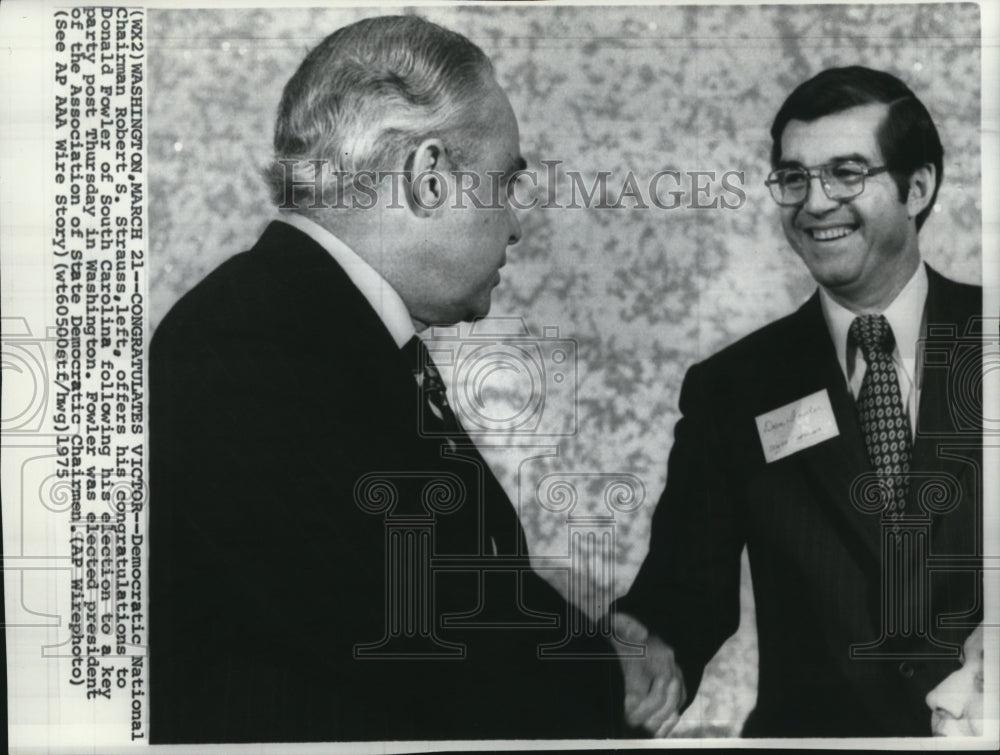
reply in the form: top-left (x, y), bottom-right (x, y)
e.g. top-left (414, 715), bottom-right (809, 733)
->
top-left (614, 66), bottom-right (982, 737)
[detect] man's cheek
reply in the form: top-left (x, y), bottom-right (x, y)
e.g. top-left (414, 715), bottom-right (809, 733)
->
top-left (784, 231), bottom-right (806, 259)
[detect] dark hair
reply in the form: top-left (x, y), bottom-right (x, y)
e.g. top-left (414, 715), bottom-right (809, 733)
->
top-left (265, 15), bottom-right (494, 208)
top-left (770, 66), bottom-right (943, 230)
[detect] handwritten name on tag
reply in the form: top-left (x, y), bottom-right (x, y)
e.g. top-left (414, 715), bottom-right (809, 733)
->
top-left (756, 389), bottom-right (839, 463)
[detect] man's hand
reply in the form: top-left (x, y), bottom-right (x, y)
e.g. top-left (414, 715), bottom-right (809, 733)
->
top-left (614, 612), bottom-right (686, 737)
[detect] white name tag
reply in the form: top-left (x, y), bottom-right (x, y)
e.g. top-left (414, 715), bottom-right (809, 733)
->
top-left (755, 389), bottom-right (839, 463)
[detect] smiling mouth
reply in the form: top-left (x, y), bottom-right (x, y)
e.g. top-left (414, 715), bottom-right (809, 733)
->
top-left (806, 226), bottom-right (856, 241)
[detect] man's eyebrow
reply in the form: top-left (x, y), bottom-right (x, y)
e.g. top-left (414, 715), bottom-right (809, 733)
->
top-left (829, 153), bottom-right (873, 164)
top-left (776, 153), bottom-right (873, 169)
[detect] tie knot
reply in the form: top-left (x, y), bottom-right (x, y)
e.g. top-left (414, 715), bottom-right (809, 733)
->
top-left (849, 314), bottom-right (895, 361)
top-left (402, 336), bottom-right (446, 391)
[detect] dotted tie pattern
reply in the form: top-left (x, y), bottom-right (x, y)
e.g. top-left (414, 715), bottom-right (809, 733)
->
top-left (404, 336), bottom-right (462, 450)
top-left (849, 314), bottom-right (912, 517)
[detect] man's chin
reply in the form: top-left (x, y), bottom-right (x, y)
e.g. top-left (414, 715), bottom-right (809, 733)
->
top-left (427, 310), bottom-right (491, 330)
top-left (800, 254), bottom-right (857, 286)
top-left (801, 261), bottom-right (871, 302)
top-left (465, 298), bottom-right (493, 322)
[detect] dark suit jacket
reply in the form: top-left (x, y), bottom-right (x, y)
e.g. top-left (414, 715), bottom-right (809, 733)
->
top-left (149, 221), bottom-right (625, 743)
top-left (616, 265), bottom-right (982, 737)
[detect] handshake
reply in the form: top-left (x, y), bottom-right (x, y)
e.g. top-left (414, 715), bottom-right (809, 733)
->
top-left (614, 613), bottom-right (986, 738)
top-left (614, 612), bottom-right (687, 737)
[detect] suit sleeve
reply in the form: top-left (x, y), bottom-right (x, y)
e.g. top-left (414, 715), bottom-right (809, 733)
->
top-left (149, 308), bottom-right (418, 739)
top-left (614, 360), bottom-right (746, 701)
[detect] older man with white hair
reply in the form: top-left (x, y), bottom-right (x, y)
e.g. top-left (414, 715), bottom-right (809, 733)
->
top-left (149, 15), bottom-right (626, 744)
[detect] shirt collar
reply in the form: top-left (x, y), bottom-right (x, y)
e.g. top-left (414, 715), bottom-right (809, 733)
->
top-left (279, 213), bottom-right (416, 348)
top-left (819, 262), bottom-right (928, 370)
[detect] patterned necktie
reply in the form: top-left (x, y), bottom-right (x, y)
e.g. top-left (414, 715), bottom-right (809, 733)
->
top-left (403, 336), bottom-right (463, 445)
top-left (403, 336), bottom-right (506, 555)
top-left (849, 314), bottom-right (912, 516)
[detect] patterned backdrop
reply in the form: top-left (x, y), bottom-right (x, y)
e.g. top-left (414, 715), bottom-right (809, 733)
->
top-left (148, 3), bottom-right (982, 737)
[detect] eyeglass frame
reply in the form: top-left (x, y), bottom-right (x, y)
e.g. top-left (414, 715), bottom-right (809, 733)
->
top-left (764, 160), bottom-right (892, 207)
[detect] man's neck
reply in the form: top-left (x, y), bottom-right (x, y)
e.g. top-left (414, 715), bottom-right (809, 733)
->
top-left (279, 212), bottom-right (416, 347)
top-left (293, 210), bottom-right (436, 336)
top-left (823, 250), bottom-right (921, 314)
top-left (298, 209), bottom-right (378, 263)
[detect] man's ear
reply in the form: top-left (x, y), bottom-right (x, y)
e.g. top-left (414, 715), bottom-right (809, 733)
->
top-left (906, 163), bottom-right (936, 220)
top-left (406, 138), bottom-right (451, 217)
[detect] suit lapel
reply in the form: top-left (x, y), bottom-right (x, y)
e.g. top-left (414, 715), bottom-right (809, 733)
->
top-left (908, 266), bottom-right (981, 547)
top-left (771, 294), bottom-right (883, 562)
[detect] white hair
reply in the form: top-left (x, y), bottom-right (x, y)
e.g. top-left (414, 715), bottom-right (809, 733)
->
top-left (265, 15), bottom-right (496, 209)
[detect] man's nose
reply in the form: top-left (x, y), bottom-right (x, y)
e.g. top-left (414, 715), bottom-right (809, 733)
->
top-left (507, 206), bottom-right (523, 245)
top-left (801, 174), bottom-right (840, 215)
top-left (925, 668), bottom-right (969, 720)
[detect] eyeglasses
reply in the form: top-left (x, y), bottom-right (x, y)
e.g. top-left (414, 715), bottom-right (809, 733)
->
top-left (765, 160), bottom-right (890, 206)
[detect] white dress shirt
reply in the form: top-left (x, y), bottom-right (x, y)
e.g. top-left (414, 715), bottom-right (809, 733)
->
top-left (279, 212), bottom-right (416, 348)
top-left (819, 263), bottom-right (928, 438)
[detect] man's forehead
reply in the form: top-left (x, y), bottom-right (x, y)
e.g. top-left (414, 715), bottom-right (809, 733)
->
top-left (780, 102), bottom-right (890, 165)
top-left (475, 84), bottom-right (522, 172)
